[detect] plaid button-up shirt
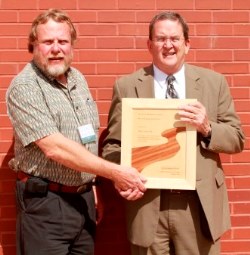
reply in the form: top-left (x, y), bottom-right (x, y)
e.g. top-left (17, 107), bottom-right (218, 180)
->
top-left (6, 61), bottom-right (99, 186)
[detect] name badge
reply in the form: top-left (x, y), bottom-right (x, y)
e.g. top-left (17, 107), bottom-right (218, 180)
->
top-left (78, 124), bottom-right (96, 144)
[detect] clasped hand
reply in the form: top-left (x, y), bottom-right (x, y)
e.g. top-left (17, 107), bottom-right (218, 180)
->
top-left (113, 165), bottom-right (147, 201)
top-left (178, 101), bottom-right (211, 137)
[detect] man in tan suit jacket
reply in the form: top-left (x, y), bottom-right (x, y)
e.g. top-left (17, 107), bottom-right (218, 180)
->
top-left (102, 12), bottom-right (245, 255)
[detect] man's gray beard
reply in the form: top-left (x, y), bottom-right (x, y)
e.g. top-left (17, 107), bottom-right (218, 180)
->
top-left (46, 64), bottom-right (69, 78)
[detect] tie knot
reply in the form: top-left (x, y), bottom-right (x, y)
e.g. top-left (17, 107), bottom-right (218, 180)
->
top-left (166, 75), bottom-right (175, 85)
top-left (166, 75), bottom-right (178, 98)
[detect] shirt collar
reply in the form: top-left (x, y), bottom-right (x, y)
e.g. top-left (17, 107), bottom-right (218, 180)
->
top-left (153, 64), bottom-right (185, 82)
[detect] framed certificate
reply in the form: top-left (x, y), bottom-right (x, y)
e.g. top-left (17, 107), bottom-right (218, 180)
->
top-left (121, 98), bottom-right (197, 190)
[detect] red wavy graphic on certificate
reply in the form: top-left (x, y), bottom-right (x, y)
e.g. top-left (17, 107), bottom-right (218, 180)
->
top-left (132, 127), bottom-right (186, 172)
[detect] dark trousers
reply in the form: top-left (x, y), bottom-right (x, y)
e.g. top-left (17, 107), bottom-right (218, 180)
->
top-left (16, 180), bottom-right (96, 255)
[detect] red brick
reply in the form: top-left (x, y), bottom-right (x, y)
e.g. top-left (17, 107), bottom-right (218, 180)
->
top-left (212, 38), bottom-right (248, 49)
top-left (68, 11), bottom-right (97, 23)
top-left (118, 50), bottom-right (151, 62)
top-left (1, 206), bottom-right (16, 219)
top-left (196, 50), bottom-right (232, 61)
top-left (79, 50), bottom-right (117, 62)
top-left (19, 11), bottom-right (43, 23)
top-left (1, 233), bottom-right (16, 245)
top-left (232, 151), bottom-right (250, 163)
top-left (234, 177), bottom-right (250, 189)
top-left (234, 100), bottom-right (250, 112)
top-left (0, 103), bottom-right (7, 114)
top-left (0, 219), bottom-right (16, 231)
top-left (230, 88), bottom-right (250, 99)
top-left (79, 0), bottom-right (117, 9)
top-left (231, 215), bottom-right (250, 227)
top-left (78, 24), bottom-right (117, 36)
top-left (220, 153), bottom-right (232, 163)
top-left (224, 164), bottom-right (250, 176)
top-left (38, 0), bottom-right (77, 9)
top-left (196, 24), bottom-right (233, 36)
top-left (0, 116), bottom-right (12, 128)
top-left (233, 75), bottom-right (250, 87)
top-left (0, 89), bottom-right (7, 101)
top-left (233, 0), bottom-right (250, 9)
top-left (0, 38), bottom-right (17, 50)
top-left (99, 114), bottom-right (109, 128)
top-left (97, 63), bottom-right (135, 75)
top-left (212, 63), bottom-right (248, 74)
top-left (0, 167), bottom-right (15, 180)
top-left (1, 0), bottom-right (35, 9)
top-left (136, 11), bottom-right (160, 23)
top-left (72, 63), bottom-right (96, 75)
top-left (74, 38), bottom-right (96, 49)
top-left (97, 101), bottom-right (112, 115)
top-left (119, 0), bottom-right (155, 10)
top-left (97, 89), bottom-right (113, 100)
top-left (228, 190), bottom-right (250, 202)
top-left (0, 246), bottom-right (15, 255)
top-left (239, 113), bottom-right (250, 125)
top-left (87, 76), bottom-right (116, 88)
top-left (222, 240), bottom-right (250, 252)
top-left (234, 50), bottom-right (250, 61)
top-left (0, 50), bottom-right (31, 62)
top-left (189, 37), bottom-right (213, 49)
top-left (0, 180), bottom-right (15, 193)
top-left (234, 24), bottom-right (250, 36)
top-left (233, 202), bottom-right (250, 214)
top-left (118, 23), bottom-right (148, 36)
top-left (0, 141), bottom-right (14, 153)
top-left (97, 37), bottom-right (134, 49)
top-left (98, 11), bottom-right (135, 23)
top-left (135, 37), bottom-right (149, 49)
top-left (0, 24), bottom-right (29, 36)
top-left (213, 11), bottom-right (249, 23)
top-left (17, 38), bottom-right (31, 51)
top-left (180, 11), bottom-right (212, 23)
top-left (195, 0), bottom-right (231, 9)
top-left (0, 64), bottom-right (17, 75)
top-left (0, 11), bottom-right (17, 22)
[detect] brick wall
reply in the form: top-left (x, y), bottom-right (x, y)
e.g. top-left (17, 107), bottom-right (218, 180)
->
top-left (0, 0), bottom-right (249, 254)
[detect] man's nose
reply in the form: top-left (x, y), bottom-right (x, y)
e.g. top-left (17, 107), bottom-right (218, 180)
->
top-left (51, 42), bottom-right (60, 52)
top-left (163, 39), bottom-right (173, 47)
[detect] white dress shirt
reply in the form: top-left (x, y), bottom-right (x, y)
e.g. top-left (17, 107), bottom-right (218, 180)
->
top-left (153, 65), bottom-right (186, 99)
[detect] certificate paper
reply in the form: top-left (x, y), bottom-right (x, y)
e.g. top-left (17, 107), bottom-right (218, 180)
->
top-left (121, 98), bottom-right (197, 190)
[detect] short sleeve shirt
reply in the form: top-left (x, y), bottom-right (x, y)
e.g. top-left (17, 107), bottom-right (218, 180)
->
top-left (6, 61), bottom-right (100, 186)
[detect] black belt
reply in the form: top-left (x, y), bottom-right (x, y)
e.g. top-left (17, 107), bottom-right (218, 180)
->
top-left (17, 171), bottom-right (95, 194)
top-left (161, 189), bottom-right (196, 195)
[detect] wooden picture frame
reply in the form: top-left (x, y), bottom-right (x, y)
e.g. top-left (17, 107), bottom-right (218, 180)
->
top-left (121, 98), bottom-right (197, 190)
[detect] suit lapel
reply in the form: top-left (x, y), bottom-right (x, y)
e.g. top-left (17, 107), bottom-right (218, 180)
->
top-left (185, 63), bottom-right (202, 101)
top-left (134, 64), bottom-right (202, 100)
top-left (135, 65), bottom-right (155, 98)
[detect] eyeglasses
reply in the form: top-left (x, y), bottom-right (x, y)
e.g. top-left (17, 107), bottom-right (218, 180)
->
top-left (151, 36), bottom-right (184, 45)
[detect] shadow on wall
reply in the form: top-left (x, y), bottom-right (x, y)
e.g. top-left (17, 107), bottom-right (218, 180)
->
top-left (95, 129), bottom-right (130, 255)
top-left (0, 139), bottom-right (17, 255)
top-left (0, 132), bottom-right (130, 255)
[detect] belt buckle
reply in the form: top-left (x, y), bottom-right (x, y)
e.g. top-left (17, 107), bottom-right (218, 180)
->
top-left (77, 184), bottom-right (88, 194)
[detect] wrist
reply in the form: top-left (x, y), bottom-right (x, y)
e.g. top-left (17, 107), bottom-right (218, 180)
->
top-left (202, 124), bottom-right (212, 146)
top-left (203, 124), bottom-right (212, 138)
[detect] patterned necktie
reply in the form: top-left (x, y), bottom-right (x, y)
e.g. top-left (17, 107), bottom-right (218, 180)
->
top-left (166, 75), bottom-right (178, 98)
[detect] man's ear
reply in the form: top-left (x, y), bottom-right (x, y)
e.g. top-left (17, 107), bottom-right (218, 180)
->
top-left (147, 39), bottom-right (152, 52)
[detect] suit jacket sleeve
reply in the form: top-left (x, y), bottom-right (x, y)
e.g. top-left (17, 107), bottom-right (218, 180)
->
top-left (102, 80), bottom-right (123, 164)
top-left (200, 73), bottom-right (245, 153)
